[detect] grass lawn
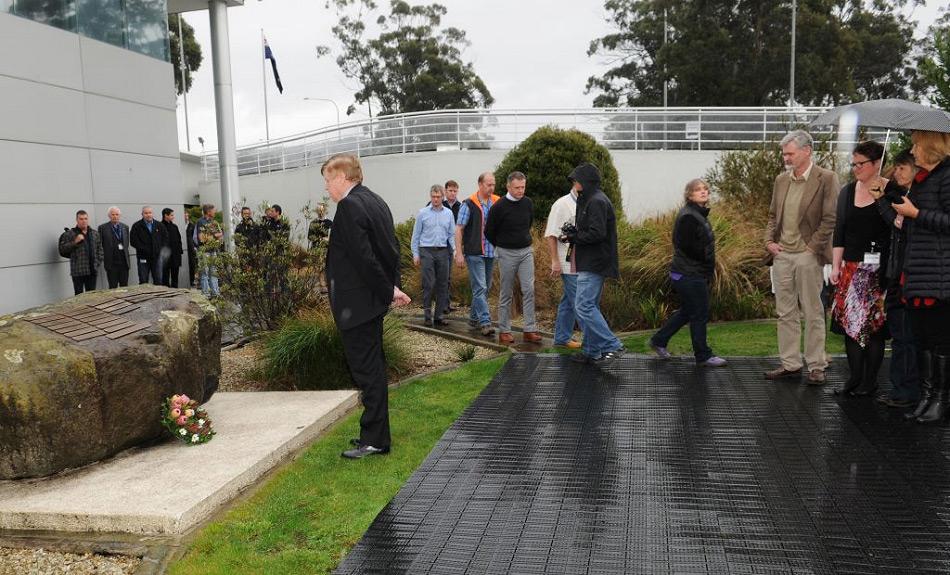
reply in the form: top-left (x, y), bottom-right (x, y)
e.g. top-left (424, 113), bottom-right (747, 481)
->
top-left (169, 355), bottom-right (508, 575)
top-left (622, 319), bottom-right (846, 357)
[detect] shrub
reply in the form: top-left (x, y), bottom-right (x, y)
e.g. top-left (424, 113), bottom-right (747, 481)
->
top-left (493, 126), bottom-right (623, 224)
top-left (456, 344), bottom-right (477, 363)
top-left (207, 219), bottom-right (326, 333)
top-left (261, 310), bottom-right (410, 391)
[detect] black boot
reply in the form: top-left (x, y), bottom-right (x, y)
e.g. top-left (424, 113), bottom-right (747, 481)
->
top-left (906, 350), bottom-right (934, 420)
top-left (917, 354), bottom-right (949, 423)
top-left (851, 332), bottom-right (885, 397)
top-left (835, 336), bottom-right (864, 396)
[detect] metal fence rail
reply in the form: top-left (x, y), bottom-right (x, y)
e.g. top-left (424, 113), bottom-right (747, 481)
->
top-left (200, 107), bottom-right (888, 181)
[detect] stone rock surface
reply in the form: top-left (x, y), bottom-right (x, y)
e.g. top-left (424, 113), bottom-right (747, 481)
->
top-left (0, 286), bottom-right (221, 479)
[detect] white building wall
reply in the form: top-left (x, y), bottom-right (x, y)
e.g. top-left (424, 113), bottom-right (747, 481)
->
top-left (0, 14), bottom-right (190, 314)
top-left (195, 149), bottom-right (723, 230)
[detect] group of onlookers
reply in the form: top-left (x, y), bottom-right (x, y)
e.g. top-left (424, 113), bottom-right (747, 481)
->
top-left (645, 128), bottom-right (950, 424)
top-left (411, 163), bottom-right (625, 364)
top-left (59, 206), bottom-right (187, 295)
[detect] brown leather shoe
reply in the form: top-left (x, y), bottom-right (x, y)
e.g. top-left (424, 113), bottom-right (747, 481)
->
top-left (806, 369), bottom-right (826, 385)
top-left (764, 366), bottom-right (801, 380)
top-left (523, 331), bottom-right (543, 343)
top-left (498, 332), bottom-right (515, 345)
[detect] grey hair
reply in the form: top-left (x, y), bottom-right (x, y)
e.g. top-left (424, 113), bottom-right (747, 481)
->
top-left (107, 206), bottom-right (121, 215)
top-left (201, 203), bottom-right (215, 215)
top-left (430, 184), bottom-right (444, 197)
top-left (780, 129), bottom-right (813, 150)
top-left (141, 205), bottom-right (152, 213)
top-left (507, 171), bottom-right (526, 183)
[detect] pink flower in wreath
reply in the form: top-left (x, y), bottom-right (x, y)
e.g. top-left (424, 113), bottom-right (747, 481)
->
top-left (179, 394), bottom-right (191, 404)
top-left (176, 415), bottom-right (188, 426)
top-left (170, 408), bottom-right (181, 419)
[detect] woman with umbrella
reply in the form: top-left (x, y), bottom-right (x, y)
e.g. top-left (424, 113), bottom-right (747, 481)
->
top-left (829, 141), bottom-right (891, 397)
top-left (892, 130), bottom-right (950, 423)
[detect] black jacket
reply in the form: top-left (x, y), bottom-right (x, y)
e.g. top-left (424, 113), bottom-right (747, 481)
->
top-left (571, 163), bottom-right (619, 278)
top-left (98, 221), bottom-right (130, 271)
top-left (130, 218), bottom-right (166, 261)
top-left (671, 202), bottom-right (715, 279)
top-left (326, 185), bottom-right (402, 331)
top-left (903, 158), bottom-right (950, 301)
top-left (162, 220), bottom-right (183, 269)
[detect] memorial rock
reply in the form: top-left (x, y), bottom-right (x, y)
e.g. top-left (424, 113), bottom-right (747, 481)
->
top-left (0, 286), bottom-right (221, 479)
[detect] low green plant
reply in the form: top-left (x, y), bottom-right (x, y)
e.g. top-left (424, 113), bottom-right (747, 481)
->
top-left (456, 344), bottom-right (477, 363)
top-left (261, 311), bottom-right (410, 390)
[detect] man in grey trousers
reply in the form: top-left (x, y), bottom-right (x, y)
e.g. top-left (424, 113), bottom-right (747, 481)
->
top-left (411, 184), bottom-right (456, 327)
top-left (484, 171), bottom-right (542, 345)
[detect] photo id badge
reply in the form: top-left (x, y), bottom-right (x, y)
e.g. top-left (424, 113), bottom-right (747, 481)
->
top-left (117, 243), bottom-right (124, 251)
top-left (863, 251), bottom-right (880, 265)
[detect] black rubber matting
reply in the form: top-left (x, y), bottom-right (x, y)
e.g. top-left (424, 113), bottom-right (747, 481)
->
top-left (336, 354), bottom-right (950, 574)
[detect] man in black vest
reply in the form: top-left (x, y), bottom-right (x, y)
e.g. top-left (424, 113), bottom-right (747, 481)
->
top-left (184, 211), bottom-right (197, 287)
top-left (454, 172), bottom-right (500, 336)
top-left (323, 153), bottom-right (411, 459)
top-left (130, 206), bottom-right (166, 284)
top-left (99, 206), bottom-right (130, 288)
top-left (160, 208), bottom-right (183, 287)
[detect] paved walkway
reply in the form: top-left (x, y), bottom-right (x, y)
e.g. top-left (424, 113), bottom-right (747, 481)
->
top-left (337, 353), bottom-right (950, 574)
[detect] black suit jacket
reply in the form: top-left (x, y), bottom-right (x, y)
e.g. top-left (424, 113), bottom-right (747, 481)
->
top-left (130, 219), bottom-right (166, 261)
top-left (98, 222), bottom-right (130, 271)
top-left (162, 220), bottom-right (183, 268)
top-left (326, 184), bottom-right (401, 331)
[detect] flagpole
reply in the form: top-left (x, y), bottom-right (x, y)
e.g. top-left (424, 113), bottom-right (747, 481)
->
top-left (262, 29), bottom-right (270, 143)
top-left (178, 14), bottom-right (191, 151)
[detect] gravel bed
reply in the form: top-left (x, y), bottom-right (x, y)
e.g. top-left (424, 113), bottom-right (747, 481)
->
top-left (0, 547), bottom-right (140, 575)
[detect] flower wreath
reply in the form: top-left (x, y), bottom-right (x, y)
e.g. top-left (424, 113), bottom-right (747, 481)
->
top-left (161, 394), bottom-right (215, 445)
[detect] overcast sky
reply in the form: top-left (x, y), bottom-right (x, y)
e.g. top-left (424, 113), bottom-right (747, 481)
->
top-left (176, 0), bottom-right (946, 151)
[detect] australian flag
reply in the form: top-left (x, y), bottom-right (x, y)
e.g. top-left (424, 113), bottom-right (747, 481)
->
top-left (264, 38), bottom-right (283, 93)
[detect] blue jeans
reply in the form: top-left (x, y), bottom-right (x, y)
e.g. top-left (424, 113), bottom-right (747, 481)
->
top-left (651, 275), bottom-right (713, 362)
top-left (465, 255), bottom-right (494, 326)
top-left (200, 265), bottom-right (220, 297)
top-left (886, 305), bottom-right (920, 401)
top-left (554, 273), bottom-right (580, 344)
top-left (575, 272), bottom-right (621, 357)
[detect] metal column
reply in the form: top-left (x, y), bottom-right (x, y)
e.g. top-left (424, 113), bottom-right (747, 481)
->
top-left (209, 0), bottom-right (239, 247)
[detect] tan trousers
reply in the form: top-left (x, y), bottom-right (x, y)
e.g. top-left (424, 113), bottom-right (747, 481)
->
top-left (773, 250), bottom-right (827, 372)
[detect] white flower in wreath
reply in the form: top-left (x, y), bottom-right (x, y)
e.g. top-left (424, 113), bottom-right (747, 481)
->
top-left (191, 434), bottom-right (199, 443)
top-left (179, 428), bottom-right (187, 436)
top-left (197, 419), bottom-right (205, 428)
top-left (4, 349), bottom-right (24, 364)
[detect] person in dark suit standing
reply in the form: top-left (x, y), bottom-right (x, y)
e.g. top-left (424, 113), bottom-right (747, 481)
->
top-left (98, 206), bottom-right (131, 288)
top-left (130, 206), bottom-right (166, 284)
top-left (160, 208), bottom-right (183, 287)
top-left (323, 153), bottom-right (411, 459)
top-left (184, 211), bottom-right (197, 287)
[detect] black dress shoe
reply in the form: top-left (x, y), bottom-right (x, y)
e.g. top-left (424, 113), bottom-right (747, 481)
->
top-left (423, 318), bottom-right (433, 327)
top-left (341, 444), bottom-right (390, 459)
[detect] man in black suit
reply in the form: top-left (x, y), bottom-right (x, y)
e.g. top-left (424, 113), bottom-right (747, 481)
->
top-left (160, 208), bottom-right (183, 287)
top-left (323, 153), bottom-right (411, 459)
top-left (98, 206), bottom-right (131, 288)
top-left (130, 206), bottom-right (166, 284)
top-left (184, 211), bottom-right (197, 287)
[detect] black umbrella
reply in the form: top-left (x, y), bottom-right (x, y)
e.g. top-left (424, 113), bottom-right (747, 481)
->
top-left (809, 98), bottom-right (950, 133)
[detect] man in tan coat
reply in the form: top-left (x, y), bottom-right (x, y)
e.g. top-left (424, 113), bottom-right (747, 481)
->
top-left (764, 130), bottom-right (839, 384)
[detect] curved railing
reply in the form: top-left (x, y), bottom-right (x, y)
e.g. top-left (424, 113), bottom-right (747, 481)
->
top-left (200, 107), bottom-right (884, 181)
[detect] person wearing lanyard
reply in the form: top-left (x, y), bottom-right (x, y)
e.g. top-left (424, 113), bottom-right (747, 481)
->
top-left (98, 206), bottom-right (130, 289)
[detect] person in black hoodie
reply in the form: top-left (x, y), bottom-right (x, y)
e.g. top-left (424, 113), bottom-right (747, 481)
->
top-left (130, 206), bottom-right (166, 284)
top-left (561, 162), bottom-right (625, 364)
top-left (649, 179), bottom-right (727, 367)
top-left (892, 130), bottom-right (950, 423)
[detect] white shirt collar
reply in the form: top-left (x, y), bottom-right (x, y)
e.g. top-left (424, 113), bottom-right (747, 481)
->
top-left (506, 192), bottom-right (520, 202)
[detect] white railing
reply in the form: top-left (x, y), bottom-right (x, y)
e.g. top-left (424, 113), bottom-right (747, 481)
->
top-left (200, 107), bottom-right (886, 181)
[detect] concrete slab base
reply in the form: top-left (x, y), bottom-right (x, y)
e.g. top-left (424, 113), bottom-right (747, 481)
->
top-left (0, 391), bottom-right (357, 536)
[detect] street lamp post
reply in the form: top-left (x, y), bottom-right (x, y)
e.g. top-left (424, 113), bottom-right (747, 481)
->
top-left (303, 97), bottom-right (341, 138)
top-left (789, 0), bottom-right (797, 108)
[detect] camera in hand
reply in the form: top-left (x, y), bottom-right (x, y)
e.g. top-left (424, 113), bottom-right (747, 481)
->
top-left (559, 222), bottom-right (578, 262)
top-left (881, 187), bottom-right (905, 205)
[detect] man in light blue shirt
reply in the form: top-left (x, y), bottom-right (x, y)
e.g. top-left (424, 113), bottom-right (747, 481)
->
top-left (411, 185), bottom-right (457, 327)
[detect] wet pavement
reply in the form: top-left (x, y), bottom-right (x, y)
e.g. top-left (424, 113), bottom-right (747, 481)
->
top-left (337, 353), bottom-right (950, 574)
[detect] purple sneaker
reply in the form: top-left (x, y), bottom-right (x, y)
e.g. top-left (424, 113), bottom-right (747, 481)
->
top-left (649, 341), bottom-right (672, 359)
top-left (701, 356), bottom-right (727, 367)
